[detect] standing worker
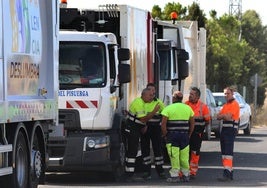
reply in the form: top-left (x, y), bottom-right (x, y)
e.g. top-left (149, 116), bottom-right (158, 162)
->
top-left (124, 88), bottom-right (160, 181)
top-left (217, 86), bottom-right (240, 181)
top-left (185, 87), bottom-right (210, 179)
top-left (161, 91), bottom-right (194, 183)
top-left (140, 83), bottom-right (166, 180)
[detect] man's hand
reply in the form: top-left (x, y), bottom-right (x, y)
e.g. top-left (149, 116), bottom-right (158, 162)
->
top-left (217, 113), bottom-right (232, 121)
top-left (162, 130), bottom-right (167, 138)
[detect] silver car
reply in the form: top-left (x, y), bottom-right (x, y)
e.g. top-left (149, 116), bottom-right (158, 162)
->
top-left (204, 89), bottom-right (221, 140)
top-left (213, 92), bottom-right (252, 137)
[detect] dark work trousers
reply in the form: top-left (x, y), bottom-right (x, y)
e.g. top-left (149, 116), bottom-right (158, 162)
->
top-left (220, 127), bottom-right (236, 156)
top-left (189, 131), bottom-right (203, 155)
top-left (140, 122), bottom-right (164, 175)
top-left (189, 129), bottom-right (203, 176)
top-left (220, 127), bottom-right (236, 177)
top-left (124, 119), bottom-right (142, 176)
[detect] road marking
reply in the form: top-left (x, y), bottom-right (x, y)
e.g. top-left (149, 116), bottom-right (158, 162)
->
top-left (200, 166), bottom-right (267, 171)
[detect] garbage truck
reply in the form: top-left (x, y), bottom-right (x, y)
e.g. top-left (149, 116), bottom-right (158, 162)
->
top-left (0, 0), bottom-right (58, 188)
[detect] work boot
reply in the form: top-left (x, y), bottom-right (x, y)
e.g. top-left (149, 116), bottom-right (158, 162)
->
top-left (190, 174), bottom-right (196, 180)
top-left (230, 170), bottom-right (234, 180)
top-left (181, 175), bottom-right (190, 182)
top-left (166, 177), bottom-right (180, 183)
top-left (158, 172), bottom-right (166, 179)
top-left (217, 169), bottom-right (233, 182)
top-left (142, 172), bottom-right (151, 180)
top-left (124, 173), bottom-right (144, 182)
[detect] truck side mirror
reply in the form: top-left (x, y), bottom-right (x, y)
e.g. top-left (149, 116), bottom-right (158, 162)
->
top-left (118, 64), bottom-right (131, 83)
top-left (177, 49), bottom-right (189, 80)
top-left (118, 48), bottom-right (130, 61)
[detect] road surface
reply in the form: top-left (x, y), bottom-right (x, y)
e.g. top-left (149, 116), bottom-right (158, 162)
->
top-left (39, 125), bottom-right (267, 187)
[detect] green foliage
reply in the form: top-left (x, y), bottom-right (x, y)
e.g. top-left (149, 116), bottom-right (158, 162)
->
top-left (162, 2), bottom-right (187, 20)
top-left (151, 2), bottom-right (206, 27)
top-left (185, 2), bottom-right (206, 27)
top-left (206, 15), bottom-right (248, 90)
top-left (151, 5), bottom-right (162, 19)
top-left (151, 2), bottom-right (187, 21)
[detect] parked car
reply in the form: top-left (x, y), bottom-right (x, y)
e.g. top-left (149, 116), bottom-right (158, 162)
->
top-left (203, 89), bottom-right (221, 140)
top-left (213, 92), bottom-right (252, 137)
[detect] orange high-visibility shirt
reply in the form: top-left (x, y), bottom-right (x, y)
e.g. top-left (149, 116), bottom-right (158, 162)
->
top-left (185, 100), bottom-right (210, 122)
top-left (219, 99), bottom-right (240, 121)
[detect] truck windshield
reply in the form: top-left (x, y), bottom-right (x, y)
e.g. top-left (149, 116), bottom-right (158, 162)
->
top-left (59, 42), bottom-right (106, 89)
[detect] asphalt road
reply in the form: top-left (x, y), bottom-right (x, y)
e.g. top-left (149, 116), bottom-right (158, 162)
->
top-left (39, 125), bottom-right (267, 188)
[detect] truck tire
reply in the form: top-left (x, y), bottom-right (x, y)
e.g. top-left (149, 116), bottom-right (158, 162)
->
top-left (12, 131), bottom-right (30, 188)
top-left (110, 117), bottom-right (126, 181)
top-left (29, 124), bottom-right (46, 188)
top-left (112, 142), bottom-right (125, 182)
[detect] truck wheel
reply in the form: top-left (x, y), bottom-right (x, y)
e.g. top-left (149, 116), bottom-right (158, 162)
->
top-left (29, 126), bottom-right (46, 188)
top-left (12, 131), bottom-right (30, 188)
top-left (113, 142), bottom-right (125, 182)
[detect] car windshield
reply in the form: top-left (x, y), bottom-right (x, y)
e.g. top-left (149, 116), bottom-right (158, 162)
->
top-left (214, 95), bottom-right (226, 106)
top-left (214, 92), bottom-right (247, 107)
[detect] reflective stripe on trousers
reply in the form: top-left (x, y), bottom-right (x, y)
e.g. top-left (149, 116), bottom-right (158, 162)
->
top-left (222, 155), bottom-right (233, 171)
top-left (190, 151), bottom-right (200, 176)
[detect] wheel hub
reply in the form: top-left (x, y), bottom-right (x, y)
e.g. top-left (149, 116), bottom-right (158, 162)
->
top-left (31, 150), bottom-right (42, 178)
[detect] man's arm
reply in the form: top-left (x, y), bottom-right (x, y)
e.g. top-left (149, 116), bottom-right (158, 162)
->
top-left (140, 103), bottom-right (160, 123)
top-left (189, 116), bottom-right (195, 138)
top-left (161, 116), bottom-right (168, 137)
top-left (217, 113), bottom-right (233, 121)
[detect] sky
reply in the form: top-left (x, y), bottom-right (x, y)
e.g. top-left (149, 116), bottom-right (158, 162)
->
top-left (65, 0), bottom-right (267, 25)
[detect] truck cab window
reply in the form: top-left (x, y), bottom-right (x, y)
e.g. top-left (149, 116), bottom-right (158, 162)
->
top-left (158, 50), bottom-right (171, 80)
top-left (59, 42), bottom-right (106, 89)
top-left (108, 44), bottom-right (116, 83)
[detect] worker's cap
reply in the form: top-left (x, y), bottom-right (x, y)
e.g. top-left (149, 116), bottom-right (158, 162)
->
top-left (173, 91), bottom-right (183, 98)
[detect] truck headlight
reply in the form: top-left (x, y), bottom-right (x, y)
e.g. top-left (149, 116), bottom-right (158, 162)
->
top-left (87, 139), bottom-right (96, 148)
top-left (84, 136), bottom-right (110, 151)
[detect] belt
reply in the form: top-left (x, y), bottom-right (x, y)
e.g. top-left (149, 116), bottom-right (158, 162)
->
top-left (222, 123), bottom-right (238, 129)
top-left (168, 130), bottom-right (188, 134)
top-left (128, 116), bottom-right (145, 125)
top-left (194, 122), bottom-right (205, 126)
top-left (167, 127), bottom-right (189, 131)
top-left (148, 119), bottom-right (161, 123)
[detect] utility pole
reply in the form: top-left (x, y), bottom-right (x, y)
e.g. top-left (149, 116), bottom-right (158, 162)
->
top-left (229, 0), bottom-right (242, 40)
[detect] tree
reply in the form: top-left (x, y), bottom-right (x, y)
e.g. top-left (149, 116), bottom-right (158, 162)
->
top-left (239, 10), bottom-right (267, 105)
top-left (206, 14), bottom-right (248, 91)
top-left (162, 2), bottom-right (187, 20)
top-left (186, 2), bottom-right (206, 28)
top-left (206, 10), bottom-right (267, 106)
top-left (151, 5), bottom-right (162, 20)
top-left (151, 2), bottom-right (187, 21)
